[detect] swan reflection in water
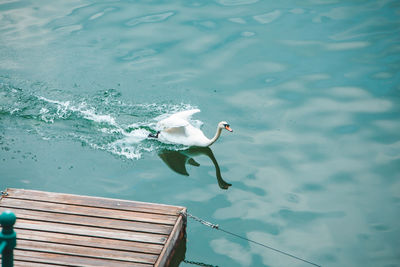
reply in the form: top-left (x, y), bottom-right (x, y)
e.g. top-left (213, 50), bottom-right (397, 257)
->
top-left (158, 147), bottom-right (232, 190)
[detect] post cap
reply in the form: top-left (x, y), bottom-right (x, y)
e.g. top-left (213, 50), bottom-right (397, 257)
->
top-left (0, 210), bottom-right (16, 227)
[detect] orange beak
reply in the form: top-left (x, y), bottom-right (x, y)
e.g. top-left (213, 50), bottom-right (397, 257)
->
top-left (225, 125), bottom-right (233, 132)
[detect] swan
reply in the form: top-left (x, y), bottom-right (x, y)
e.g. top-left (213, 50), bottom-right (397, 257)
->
top-left (149, 109), bottom-right (232, 147)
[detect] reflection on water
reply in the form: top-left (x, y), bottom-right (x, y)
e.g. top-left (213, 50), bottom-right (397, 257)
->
top-left (159, 147), bottom-right (232, 190)
top-left (168, 236), bottom-right (186, 267)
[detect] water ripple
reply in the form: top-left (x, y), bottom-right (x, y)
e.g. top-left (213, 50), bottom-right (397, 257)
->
top-left (282, 40), bottom-right (370, 51)
top-left (125, 11), bottom-right (175, 27)
top-left (253, 10), bottom-right (281, 24)
top-left (215, 0), bottom-right (258, 6)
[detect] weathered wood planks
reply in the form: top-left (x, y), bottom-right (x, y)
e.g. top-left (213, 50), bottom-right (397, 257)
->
top-left (0, 188), bottom-right (186, 267)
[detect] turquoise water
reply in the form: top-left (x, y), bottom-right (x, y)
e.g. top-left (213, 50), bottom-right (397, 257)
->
top-left (1, 0), bottom-right (399, 266)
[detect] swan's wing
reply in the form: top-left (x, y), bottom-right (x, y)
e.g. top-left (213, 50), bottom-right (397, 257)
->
top-left (173, 109), bottom-right (200, 121)
top-left (157, 109), bottom-right (200, 130)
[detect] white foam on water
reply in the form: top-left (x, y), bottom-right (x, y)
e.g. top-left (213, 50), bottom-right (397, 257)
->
top-left (36, 95), bottom-right (199, 160)
top-left (39, 107), bottom-right (53, 123)
top-left (37, 96), bottom-right (72, 123)
top-left (118, 128), bottom-right (150, 144)
top-left (106, 143), bottom-right (143, 160)
top-left (107, 128), bottom-right (151, 159)
top-left (39, 96), bottom-right (119, 127)
top-left (99, 128), bottom-right (123, 134)
top-left (79, 108), bottom-right (117, 125)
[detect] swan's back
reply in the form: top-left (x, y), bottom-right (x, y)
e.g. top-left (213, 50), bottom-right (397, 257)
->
top-left (160, 125), bottom-right (209, 146)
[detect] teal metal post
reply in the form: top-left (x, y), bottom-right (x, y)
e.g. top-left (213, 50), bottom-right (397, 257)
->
top-left (0, 211), bottom-right (16, 267)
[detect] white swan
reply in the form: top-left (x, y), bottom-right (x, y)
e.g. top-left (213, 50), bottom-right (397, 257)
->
top-left (150, 109), bottom-right (232, 147)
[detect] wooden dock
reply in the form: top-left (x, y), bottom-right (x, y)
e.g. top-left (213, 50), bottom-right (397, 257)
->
top-left (0, 188), bottom-right (186, 267)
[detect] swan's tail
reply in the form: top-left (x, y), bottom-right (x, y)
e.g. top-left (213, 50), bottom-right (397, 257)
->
top-left (148, 131), bottom-right (160, 138)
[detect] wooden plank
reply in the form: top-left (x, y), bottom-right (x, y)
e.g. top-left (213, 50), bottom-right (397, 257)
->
top-left (1, 207), bottom-right (173, 235)
top-left (16, 239), bottom-right (158, 264)
top-left (0, 198), bottom-right (177, 225)
top-left (15, 261), bottom-right (68, 267)
top-left (17, 229), bottom-right (163, 254)
top-left (7, 188), bottom-right (183, 215)
top-left (15, 219), bottom-right (168, 244)
top-left (0, 188), bottom-right (187, 266)
top-left (155, 210), bottom-right (186, 267)
top-left (13, 250), bottom-right (152, 267)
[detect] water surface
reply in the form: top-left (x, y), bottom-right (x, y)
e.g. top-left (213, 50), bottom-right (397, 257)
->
top-left (1, 0), bottom-right (399, 266)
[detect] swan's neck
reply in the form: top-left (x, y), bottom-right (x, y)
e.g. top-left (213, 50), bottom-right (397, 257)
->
top-left (207, 127), bottom-right (223, 146)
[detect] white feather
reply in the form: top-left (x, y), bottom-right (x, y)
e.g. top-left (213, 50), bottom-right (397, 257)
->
top-left (155, 109), bottom-right (232, 147)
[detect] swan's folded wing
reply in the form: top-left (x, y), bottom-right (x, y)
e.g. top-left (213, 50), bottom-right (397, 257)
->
top-left (163, 126), bottom-right (187, 136)
top-left (157, 118), bottom-right (189, 130)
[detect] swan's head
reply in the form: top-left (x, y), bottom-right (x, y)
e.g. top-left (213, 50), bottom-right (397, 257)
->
top-left (219, 121), bottom-right (233, 132)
